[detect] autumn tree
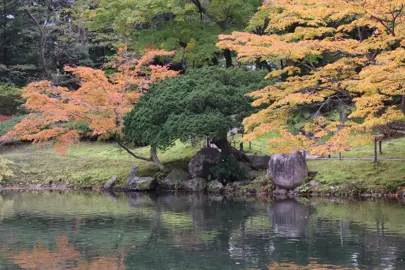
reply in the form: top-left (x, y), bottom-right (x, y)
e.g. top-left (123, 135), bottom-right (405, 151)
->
top-left (217, 0), bottom-right (405, 155)
top-left (124, 67), bottom-right (271, 161)
top-left (4, 48), bottom-right (178, 170)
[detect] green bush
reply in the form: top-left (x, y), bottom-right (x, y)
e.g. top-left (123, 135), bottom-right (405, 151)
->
top-left (210, 154), bottom-right (247, 185)
top-left (0, 115), bottom-right (25, 136)
top-left (0, 83), bottom-right (22, 115)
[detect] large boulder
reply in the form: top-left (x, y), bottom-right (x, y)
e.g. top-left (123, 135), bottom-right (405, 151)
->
top-left (268, 151), bottom-right (308, 190)
top-left (159, 168), bottom-right (190, 190)
top-left (188, 148), bottom-right (221, 179)
top-left (128, 177), bottom-right (158, 191)
top-left (246, 154), bottom-right (270, 170)
top-left (184, 178), bottom-right (207, 192)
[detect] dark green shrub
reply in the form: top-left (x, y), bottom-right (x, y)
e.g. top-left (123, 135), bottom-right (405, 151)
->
top-left (210, 154), bottom-right (248, 185)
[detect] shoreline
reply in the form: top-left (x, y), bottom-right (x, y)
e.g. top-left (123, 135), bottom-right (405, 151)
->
top-left (1, 184), bottom-right (404, 199)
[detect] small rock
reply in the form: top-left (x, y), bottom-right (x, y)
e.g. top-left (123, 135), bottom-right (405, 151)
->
top-left (104, 176), bottom-right (118, 190)
top-left (127, 166), bottom-right (140, 182)
top-left (309, 180), bottom-right (320, 186)
top-left (128, 177), bottom-right (158, 191)
top-left (293, 186), bottom-right (301, 193)
top-left (273, 187), bottom-right (287, 195)
top-left (185, 178), bottom-right (207, 192)
top-left (207, 180), bottom-right (224, 193)
top-left (160, 169), bottom-right (189, 190)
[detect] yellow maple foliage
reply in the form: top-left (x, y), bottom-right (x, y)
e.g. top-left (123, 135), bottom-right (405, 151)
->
top-left (218, 0), bottom-right (405, 154)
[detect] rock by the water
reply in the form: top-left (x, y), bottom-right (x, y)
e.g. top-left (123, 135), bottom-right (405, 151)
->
top-left (188, 148), bottom-right (221, 179)
top-left (247, 154), bottom-right (270, 170)
top-left (127, 166), bottom-right (140, 182)
top-left (160, 168), bottom-right (190, 190)
top-left (273, 186), bottom-right (287, 195)
top-left (309, 180), bottom-right (320, 186)
top-left (126, 166), bottom-right (157, 191)
top-left (185, 178), bottom-right (207, 192)
top-left (268, 151), bottom-right (308, 190)
top-left (207, 180), bottom-right (224, 193)
top-left (104, 176), bottom-right (118, 190)
top-left (128, 177), bottom-right (158, 191)
top-left (238, 161), bottom-right (257, 181)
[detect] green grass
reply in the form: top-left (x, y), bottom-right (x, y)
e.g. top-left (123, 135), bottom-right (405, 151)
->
top-left (3, 131), bottom-right (405, 194)
top-left (1, 141), bottom-right (197, 187)
top-left (0, 115), bottom-right (25, 136)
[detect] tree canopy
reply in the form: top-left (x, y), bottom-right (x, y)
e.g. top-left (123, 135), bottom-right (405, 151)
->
top-left (218, 0), bottom-right (405, 155)
top-left (4, 48), bottom-right (177, 156)
top-left (84, 0), bottom-right (263, 68)
top-left (124, 67), bottom-right (270, 151)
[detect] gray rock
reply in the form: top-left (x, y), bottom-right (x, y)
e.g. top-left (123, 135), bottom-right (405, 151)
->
top-left (160, 168), bottom-right (190, 190)
top-left (207, 180), bottom-right (224, 193)
top-left (238, 161), bottom-right (257, 181)
top-left (273, 186), bottom-right (287, 195)
top-left (309, 180), bottom-right (320, 186)
top-left (188, 148), bottom-right (221, 179)
top-left (268, 151), bottom-right (308, 190)
top-left (185, 178), bottom-right (207, 192)
top-left (246, 154), bottom-right (270, 170)
top-left (127, 166), bottom-right (140, 182)
top-left (126, 166), bottom-right (157, 191)
top-left (128, 177), bottom-right (158, 191)
top-left (104, 176), bottom-right (118, 190)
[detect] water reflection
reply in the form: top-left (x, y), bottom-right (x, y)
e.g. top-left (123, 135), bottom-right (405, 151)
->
top-left (268, 199), bottom-right (310, 237)
top-left (0, 191), bottom-right (404, 269)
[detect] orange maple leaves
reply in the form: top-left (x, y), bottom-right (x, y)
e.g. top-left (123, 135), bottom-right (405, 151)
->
top-left (220, 0), bottom-right (405, 155)
top-left (5, 48), bottom-right (178, 153)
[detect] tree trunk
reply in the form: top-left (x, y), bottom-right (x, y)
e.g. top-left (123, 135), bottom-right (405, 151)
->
top-left (212, 138), bottom-right (250, 162)
top-left (2, 0), bottom-right (7, 65)
top-left (223, 49), bottom-right (233, 68)
top-left (40, 35), bottom-right (49, 78)
top-left (150, 147), bottom-right (165, 171)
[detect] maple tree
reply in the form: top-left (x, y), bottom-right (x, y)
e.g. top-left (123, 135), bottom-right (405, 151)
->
top-left (4, 47), bottom-right (178, 169)
top-left (6, 235), bottom-right (126, 270)
top-left (217, 0), bottom-right (405, 155)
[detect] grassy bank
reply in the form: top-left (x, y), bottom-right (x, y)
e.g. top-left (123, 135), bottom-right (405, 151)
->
top-left (1, 142), bottom-right (196, 187)
top-left (2, 136), bottom-right (405, 195)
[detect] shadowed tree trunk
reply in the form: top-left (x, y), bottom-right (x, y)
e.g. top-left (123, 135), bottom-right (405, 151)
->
top-left (212, 138), bottom-right (250, 162)
top-left (223, 49), bottom-right (233, 68)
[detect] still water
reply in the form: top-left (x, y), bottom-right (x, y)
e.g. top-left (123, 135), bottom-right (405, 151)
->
top-left (0, 191), bottom-right (405, 269)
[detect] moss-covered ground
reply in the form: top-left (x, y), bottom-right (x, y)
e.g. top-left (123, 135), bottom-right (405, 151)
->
top-left (2, 136), bottom-right (405, 194)
top-left (1, 141), bottom-right (196, 187)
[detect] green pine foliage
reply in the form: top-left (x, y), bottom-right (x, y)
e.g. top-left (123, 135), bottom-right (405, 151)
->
top-left (124, 67), bottom-right (272, 150)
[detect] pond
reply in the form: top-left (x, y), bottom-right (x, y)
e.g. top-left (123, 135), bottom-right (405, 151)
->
top-left (0, 191), bottom-right (405, 269)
